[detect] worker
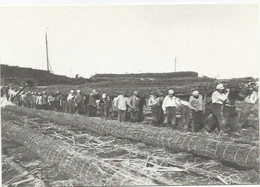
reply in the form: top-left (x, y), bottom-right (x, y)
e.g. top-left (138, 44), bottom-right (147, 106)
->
top-left (74, 90), bottom-right (84, 115)
top-left (82, 94), bottom-right (89, 114)
top-left (4, 84), bottom-right (10, 100)
top-left (67, 90), bottom-right (75, 114)
top-left (115, 91), bottom-right (130, 122)
top-left (99, 93), bottom-right (112, 119)
top-left (129, 91), bottom-right (140, 122)
top-left (189, 90), bottom-right (203, 132)
top-left (36, 92), bottom-right (43, 109)
top-left (88, 89), bottom-right (99, 117)
top-left (148, 91), bottom-right (160, 125)
top-left (239, 85), bottom-right (258, 129)
top-left (20, 92), bottom-right (27, 107)
top-left (47, 93), bottom-right (55, 110)
top-left (210, 84), bottom-right (230, 134)
top-left (162, 89), bottom-right (181, 128)
top-left (42, 92), bottom-right (48, 110)
top-left (137, 91), bottom-right (146, 122)
top-left (54, 91), bottom-right (62, 111)
top-left (30, 92), bottom-right (36, 108)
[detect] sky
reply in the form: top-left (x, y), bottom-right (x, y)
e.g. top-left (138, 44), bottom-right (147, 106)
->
top-left (0, 4), bottom-right (259, 78)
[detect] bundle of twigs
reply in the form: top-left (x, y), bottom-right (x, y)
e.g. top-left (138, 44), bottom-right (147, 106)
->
top-left (2, 120), bottom-right (155, 186)
top-left (3, 105), bottom-right (259, 170)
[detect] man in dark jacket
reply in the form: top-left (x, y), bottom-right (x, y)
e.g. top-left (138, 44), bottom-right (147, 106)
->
top-left (54, 91), bottom-right (62, 111)
top-left (88, 89), bottom-right (99, 117)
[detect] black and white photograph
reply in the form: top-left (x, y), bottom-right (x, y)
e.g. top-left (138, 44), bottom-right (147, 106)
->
top-left (0, 0), bottom-right (259, 186)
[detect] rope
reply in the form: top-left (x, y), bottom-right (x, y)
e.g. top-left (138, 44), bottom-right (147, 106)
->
top-left (245, 147), bottom-right (256, 166)
top-left (79, 159), bottom-right (89, 177)
top-left (180, 136), bottom-right (190, 151)
top-left (205, 140), bottom-right (212, 153)
top-left (214, 142), bottom-right (220, 157)
top-left (222, 143), bottom-right (231, 160)
top-left (193, 137), bottom-right (202, 153)
top-left (186, 136), bottom-right (194, 150)
top-left (174, 134), bottom-right (181, 148)
top-left (160, 129), bottom-right (170, 147)
top-left (233, 145), bottom-right (242, 163)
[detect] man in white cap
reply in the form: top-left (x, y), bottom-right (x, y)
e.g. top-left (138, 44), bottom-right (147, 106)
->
top-left (99, 93), bottom-right (112, 119)
top-left (67, 90), bottom-right (75, 114)
top-left (36, 92), bottom-right (43, 109)
top-left (74, 90), bottom-right (84, 115)
top-left (189, 90), bottom-right (203, 132)
top-left (210, 83), bottom-right (230, 134)
top-left (162, 89), bottom-right (181, 128)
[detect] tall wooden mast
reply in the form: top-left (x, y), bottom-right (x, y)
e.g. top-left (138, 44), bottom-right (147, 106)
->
top-left (45, 31), bottom-right (50, 72)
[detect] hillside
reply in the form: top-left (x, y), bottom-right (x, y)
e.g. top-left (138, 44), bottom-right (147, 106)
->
top-left (1, 64), bottom-right (88, 86)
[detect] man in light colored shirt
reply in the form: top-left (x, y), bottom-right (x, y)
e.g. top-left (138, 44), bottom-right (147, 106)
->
top-left (189, 90), bottom-right (203, 132)
top-left (210, 83), bottom-right (230, 134)
top-left (74, 90), bottom-right (84, 115)
top-left (36, 92), bottom-right (43, 110)
top-left (67, 90), bottom-right (75, 114)
top-left (148, 91), bottom-right (160, 125)
top-left (162, 89), bottom-right (181, 128)
top-left (239, 86), bottom-right (259, 128)
top-left (115, 91), bottom-right (130, 122)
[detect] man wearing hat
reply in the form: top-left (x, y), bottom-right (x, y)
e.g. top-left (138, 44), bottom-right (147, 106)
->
top-left (88, 89), bottom-right (99, 117)
top-left (239, 84), bottom-right (258, 129)
top-left (36, 92), bottom-right (43, 109)
top-left (209, 83), bottom-right (230, 134)
top-left (162, 89), bottom-right (181, 128)
top-left (115, 91), bottom-right (130, 122)
top-left (67, 90), bottom-right (75, 114)
top-left (99, 93), bottom-right (112, 119)
top-left (129, 91), bottom-right (141, 122)
top-left (189, 90), bottom-right (203, 132)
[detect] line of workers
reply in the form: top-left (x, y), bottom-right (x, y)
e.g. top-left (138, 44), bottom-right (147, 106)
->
top-left (2, 82), bottom-right (258, 136)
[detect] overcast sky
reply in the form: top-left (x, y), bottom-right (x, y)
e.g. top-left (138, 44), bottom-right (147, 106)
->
top-left (0, 4), bottom-right (259, 78)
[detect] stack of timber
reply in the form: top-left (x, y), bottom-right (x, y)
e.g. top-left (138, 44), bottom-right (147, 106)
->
top-left (3, 105), bottom-right (259, 170)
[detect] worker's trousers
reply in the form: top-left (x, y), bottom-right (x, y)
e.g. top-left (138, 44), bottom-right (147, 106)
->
top-left (130, 110), bottom-right (139, 123)
top-left (151, 106), bottom-right (160, 125)
top-left (223, 105), bottom-right (239, 133)
top-left (118, 109), bottom-right (126, 122)
top-left (165, 107), bottom-right (177, 128)
top-left (239, 103), bottom-right (258, 128)
top-left (180, 105), bottom-right (191, 130)
top-left (191, 110), bottom-right (203, 132)
top-left (68, 102), bottom-right (75, 114)
top-left (87, 105), bottom-right (97, 117)
top-left (210, 103), bottom-right (226, 132)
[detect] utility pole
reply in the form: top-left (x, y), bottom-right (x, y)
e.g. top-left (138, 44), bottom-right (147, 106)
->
top-left (174, 56), bottom-right (177, 72)
top-left (45, 29), bottom-right (50, 72)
